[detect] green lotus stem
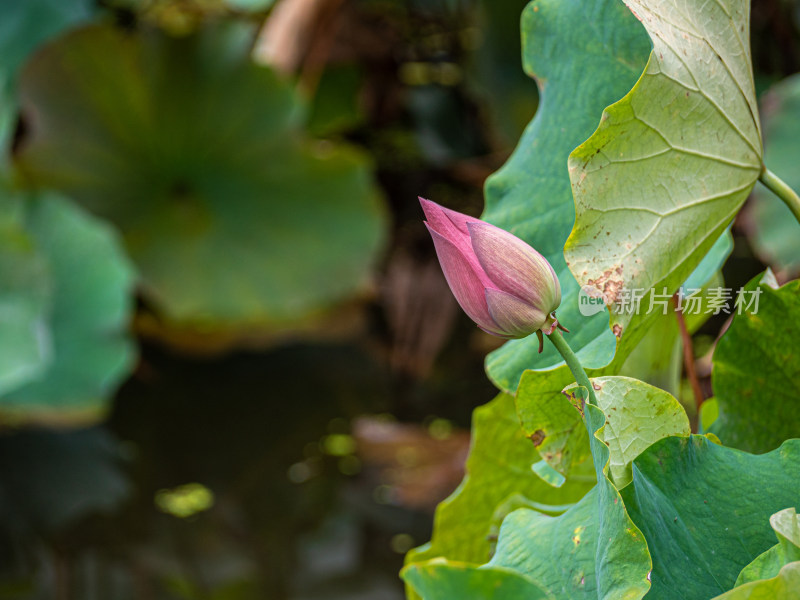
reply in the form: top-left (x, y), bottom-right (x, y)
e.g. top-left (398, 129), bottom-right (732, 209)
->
top-left (759, 166), bottom-right (800, 225)
top-left (546, 329), bottom-right (597, 406)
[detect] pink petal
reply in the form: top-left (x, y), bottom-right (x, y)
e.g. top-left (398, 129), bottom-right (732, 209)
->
top-left (425, 224), bottom-right (504, 336)
top-left (419, 197), bottom-right (478, 238)
top-left (485, 288), bottom-right (548, 338)
top-left (420, 198), bottom-right (491, 289)
top-left (468, 222), bottom-right (561, 312)
top-left (439, 204), bottom-right (479, 235)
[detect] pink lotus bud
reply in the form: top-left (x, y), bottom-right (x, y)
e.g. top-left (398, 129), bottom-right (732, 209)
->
top-left (420, 198), bottom-right (562, 341)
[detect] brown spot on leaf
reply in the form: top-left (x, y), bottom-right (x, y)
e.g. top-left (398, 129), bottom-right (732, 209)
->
top-left (530, 430), bottom-right (546, 447)
top-left (563, 390), bottom-right (585, 417)
top-left (586, 266), bottom-right (624, 306)
top-left (572, 525), bottom-right (585, 547)
top-left (612, 323), bottom-right (623, 338)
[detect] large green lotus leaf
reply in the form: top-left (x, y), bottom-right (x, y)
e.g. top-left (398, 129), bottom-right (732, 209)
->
top-left (408, 388), bottom-right (652, 599)
top-left (488, 487), bottom-right (603, 599)
top-left (712, 562), bottom-right (800, 600)
top-left (747, 74), bottom-right (800, 276)
top-left (709, 277), bottom-right (800, 453)
top-left (0, 196), bottom-right (52, 396)
top-left (515, 368), bottom-right (591, 477)
top-left (566, 0), bottom-right (762, 338)
top-left (0, 191), bottom-right (136, 424)
top-left (16, 23), bottom-right (387, 327)
top-left (0, 0), bottom-right (93, 162)
top-left (402, 561), bottom-right (550, 600)
top-left (485, 386), bottom-right (651, 600)
top-left (735, 508), bottom-right (800, 586)
top-left (405, 394), bottom-right (595, 570)
top-left (481, 0), bottom-right (651, 393)
top-left (620, 437), bottom-right (800, 599)
top-left (517, 347), bottom-right (696, 482)
top-left (577, 377), bottom-right (689, 488)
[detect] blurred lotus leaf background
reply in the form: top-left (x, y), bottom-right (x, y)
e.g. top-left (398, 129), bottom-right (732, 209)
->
top-left (16, 21), bottom-right (387, 329)
top-left (0, 189), bottom-right (135, 424)
top-left (0, 0), bottom-right (798, 598)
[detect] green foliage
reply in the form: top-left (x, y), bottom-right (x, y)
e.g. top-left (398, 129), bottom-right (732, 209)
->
top-left (710, 277), bottom-right (800, 452)
top-left (481, 0), bottom-right (736, 398)
top-left (515, 368), bottom-right (591, 477)
top-left (407, 383), bottom-right (657, 600)
top-left (683, 229), bottom-right (734, 292)
top-left (481, 0), bottom-right (651, 393)
top-left (0, 197), bottom-right (50, 396)
top-left (566, 0), bottom-right (762, 337)
top-left (16, 22), bottom-right (387, 328)
top-left (307, 65), bottom-right (366, 137)
top-left (0, 0), bottom-right (92, 75)
top-left (412, 378), bottom-right (800, 600)
top-left (735, 508), bottom-right (800, 586)
top-left (622, 437), bottom-right (800, 599)
top-left (584, 376), bottom-right (690, 488)
top-left (0, 190), bottom-right (135, 424)
top-left (0, 0), bottom-right (93, 164)
top-left (487, 385), bottom-right (653, 600)
top-left (405, 393), bottom-right (594, 568)
top-left (748, 74), bottom-right (800, 276)
top-left (403, 562), bottom-right (550, 600)
top-left (618, 237), bottom-right (730, 404)
top-left (517, 373), bottom-right (689, 486)
top-left (713, 563), bottom-right (800, 600)
top-left (486, 485), bottom-right (646, 600)
top-left (619, 264), bottom-right (727, 398)
top-left (411, 0), bottom-right (800, 595)
top-left (617, 305), bottom-right (683, 395)
top-left (0, 0), bottom-right (798, 595)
